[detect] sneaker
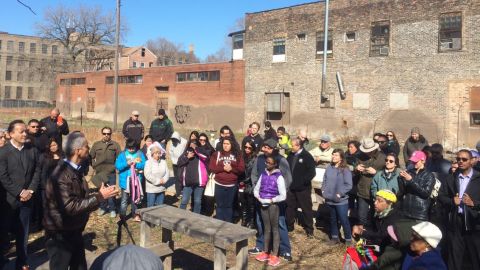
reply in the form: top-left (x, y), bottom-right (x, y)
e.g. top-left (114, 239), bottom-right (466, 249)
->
top-left (110, 211), bottom-right (117, 218)
top-left (280, 253), bottom-right (293, 262)
top-left (268, 255), bottom-right (281, 266)
top-left (248, 247), bottom-right (262, 255)
top-left (255, 252), bottom-right (270, 262)
top-left (97, 209), bottom-right (106, 216)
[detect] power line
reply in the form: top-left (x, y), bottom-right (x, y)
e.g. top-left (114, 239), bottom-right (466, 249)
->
top-left (16, 0), bottom-right (37, 15)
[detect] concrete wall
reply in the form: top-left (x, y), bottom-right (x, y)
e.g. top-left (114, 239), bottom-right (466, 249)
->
top-left (244, 0), bottom-right (480, 148)
top-left (56, 61), bottom-right (245, 132)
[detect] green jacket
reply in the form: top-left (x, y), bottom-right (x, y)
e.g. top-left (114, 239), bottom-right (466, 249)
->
top-left (372, 219), bottom-right (417, 270)
top-left (90, 140), bottom-right (121, 174)
top-left (357, 151), bottom-right (386, 199)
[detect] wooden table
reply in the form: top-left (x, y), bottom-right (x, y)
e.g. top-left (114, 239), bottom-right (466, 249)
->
top-left (138, 205), bottom-right (256, 270)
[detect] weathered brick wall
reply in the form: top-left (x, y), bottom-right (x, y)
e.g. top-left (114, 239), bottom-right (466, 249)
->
top-left (56, 61), bottom-right (245, 132)
top-left (244, 0), bottom-right (480, 148)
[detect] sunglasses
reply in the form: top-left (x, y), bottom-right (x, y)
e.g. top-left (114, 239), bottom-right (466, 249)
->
top-left (30, 125), bottom-right (39, 128)
top-left (378, 141), bottom-right (387, 144)
top-left (456, 157), bottom-right (470, 162)
top-left (133, 115), bottom-right (139, 117)
top-left (320, 140), bottom-right (329, 143)
top-left (245, 146), bottom-right (253, 150)
top-left (385, 159), bottom-right (395, 164)
top-left (102, 133), bottom-right (111, 135)
top-left (199, 138), bottom-right (206, 142)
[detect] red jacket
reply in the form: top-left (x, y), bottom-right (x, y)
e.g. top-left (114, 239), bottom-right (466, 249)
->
top-left (208, 151), bottom-right (245, 186)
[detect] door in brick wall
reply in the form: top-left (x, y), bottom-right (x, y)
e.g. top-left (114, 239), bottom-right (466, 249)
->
top-left (155, 86), bottom-right (169, 114)
top-left (87, 88), bottom-right (95, 112)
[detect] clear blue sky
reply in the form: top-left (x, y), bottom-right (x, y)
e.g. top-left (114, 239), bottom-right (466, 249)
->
top-left (0, 0), bottom-right (315, 59)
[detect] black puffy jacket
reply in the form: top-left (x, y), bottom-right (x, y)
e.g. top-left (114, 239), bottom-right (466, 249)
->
top-left (399, 168), bottom-right (435, 221)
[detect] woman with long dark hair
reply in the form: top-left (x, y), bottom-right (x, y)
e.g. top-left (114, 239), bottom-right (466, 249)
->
top-left (32, 138), bottom-right (63, 232)
top-left (386, 131), bottom-right (400, 157)
top-left (189, 130), bottom-right (200, 141)
top-left (198, 132), bottom-right (216, 216)
top-left (322, 149), bottom-right (353, 245)
top-left (239, 140), bottom-right (258, 228)
top-left (209, 136), bottom-right (245, 222)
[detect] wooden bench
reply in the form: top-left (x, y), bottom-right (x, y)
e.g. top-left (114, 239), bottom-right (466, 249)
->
top-left (138, 205), bottom-right (256, 270)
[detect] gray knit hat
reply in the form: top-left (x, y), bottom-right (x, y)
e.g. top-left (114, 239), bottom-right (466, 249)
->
top-left (411, 127), bottom-right (421, 134)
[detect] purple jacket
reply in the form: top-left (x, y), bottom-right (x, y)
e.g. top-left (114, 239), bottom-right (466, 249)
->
top-left (254, 169), bottom-right (287, 204)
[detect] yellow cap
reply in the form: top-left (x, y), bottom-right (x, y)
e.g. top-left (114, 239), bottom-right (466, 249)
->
top-left (376, 189), bottom-right (397, 203)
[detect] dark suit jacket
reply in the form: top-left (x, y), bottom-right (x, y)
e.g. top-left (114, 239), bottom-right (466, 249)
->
top-left (287, 149), bottom-right (316, 191)
top-left (0, 142), bottom-right (41, 209)
top-left (438, 169), bottom-right (480, 231)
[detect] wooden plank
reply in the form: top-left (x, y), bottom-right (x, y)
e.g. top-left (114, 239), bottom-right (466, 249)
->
top-left (235, 239), bottom-right (248, 270)
top-left (139, 220), bottom-right (151, 247)
top-left (214, 246), bottom-right (227, 270)
top-left (141, 205), bottom-right (256, 246)
top-left (147, 243), bottom-right (173, 257)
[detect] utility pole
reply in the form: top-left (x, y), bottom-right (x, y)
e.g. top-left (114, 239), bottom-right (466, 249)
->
top-left (321, 0), bottom-right (330, 103)
top-left (113, 0), bottom-right (121, 130)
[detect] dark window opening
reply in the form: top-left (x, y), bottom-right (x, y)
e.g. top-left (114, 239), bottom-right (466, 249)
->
top-left (296, 33), bottom-right (306, 41)
top-left (176, 71), bottom-right (220, 82)
top-left (316, 30), bottom-right (333, 58)
top-left (105, 75), bottom-right (143, 84)
top-left (370, 21), bottom-right (390, 57)
top-left (346, 31), bottom-right (356, 41)
top-left (439, 12), bottom-right (462, 52)
top-left (273, 38), bottom-right (286, 55)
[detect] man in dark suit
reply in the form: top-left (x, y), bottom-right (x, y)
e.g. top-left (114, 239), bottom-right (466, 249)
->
top-left (438, 149), bottom-right (480, 270)
top-left (286, 137), bottom-right (316, 237)
top-left (40, 108), bottom-right (69, 147)
top-left (0, 120), bottom-right (41, 270)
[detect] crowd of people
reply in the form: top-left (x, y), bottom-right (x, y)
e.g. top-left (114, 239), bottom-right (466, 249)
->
top-left (0, 107), bottom-right (479, 270)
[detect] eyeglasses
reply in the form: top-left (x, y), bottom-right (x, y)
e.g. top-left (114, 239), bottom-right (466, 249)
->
top-left (456, 157), bottom-right (470, 162)
top-left (385, 159), bottom-right (395, 164)
top-left (320, 140), bottom-right (329, 144)
top-left (245, 146), bottom-right (253, 150)
top-left (102, 133), bottom-right (111, 135)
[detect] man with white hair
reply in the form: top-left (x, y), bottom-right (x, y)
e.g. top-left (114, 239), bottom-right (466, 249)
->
top-left (122, 110), bottom-right (145, 147)
top-left (40, 108), bottom-right (69, 147)
top-left (43, 131), bottom-right (118, 269)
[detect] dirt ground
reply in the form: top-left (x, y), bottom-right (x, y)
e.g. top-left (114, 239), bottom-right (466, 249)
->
top-left (4, 191), bottom-right (346, 270)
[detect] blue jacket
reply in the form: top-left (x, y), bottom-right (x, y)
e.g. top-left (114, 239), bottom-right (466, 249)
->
top-left (115, 150), bottom-right (146, 190)
top-left (401, 249), bottom-right (446, 270)
top-left (322, 165), bottom-right (352, 205)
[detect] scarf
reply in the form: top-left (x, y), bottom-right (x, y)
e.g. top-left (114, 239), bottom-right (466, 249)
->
top-left (375, 205), bottom-right (393, 219)
top-left (129, 164), bottom-right (143, 204)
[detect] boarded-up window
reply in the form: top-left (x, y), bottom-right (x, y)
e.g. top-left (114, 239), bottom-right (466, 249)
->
top-left (470, 87), bottom-right (480, 110)
top-left (16, 87), bottom-right (22, 99)
top-left (87, 88), bottom-right (95, 112)
top-left (265, 92), bottom-right (290, 123)
top-left (28, 87), bottom-right (34, 99)
top-left (156, 86), bottom-right (169, 113)
top-left (4, 86), bottom-right (11, 99)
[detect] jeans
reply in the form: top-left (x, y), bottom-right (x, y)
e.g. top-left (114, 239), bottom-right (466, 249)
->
top-left (327, 203), bottom-right (352, 240)
top-left (255, 201), bottom-right (292, 255)
top-left (120, 189), bottom-right (139, 217)
top-left (146, 192), bottom-right (165, 207)
top-left (1, 203), bottom-right (31, 268)
top-left (99, 174), bottom-right (117, 212)
top-left (46, 230), bottom-right (87, 270)
top-left (357, 197), bottom-right (373, 226)
top-left (215, 184), bottom-right (237, 222)
top-left (180, 186), bottom-right (204, 214)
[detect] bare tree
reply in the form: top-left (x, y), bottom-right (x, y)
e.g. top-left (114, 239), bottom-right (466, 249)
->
top-left (36, 4), bottom-right (127, 71)
top-left (146, 37), bottom-right (199, 66)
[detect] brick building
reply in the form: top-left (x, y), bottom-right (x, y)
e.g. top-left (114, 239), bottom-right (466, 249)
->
top-left (56, 60), bottom-right (245, 131)
top-left (243, 0), bottom-right (480, 148)
top-left (0, 31), bottom-right (69, 103)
